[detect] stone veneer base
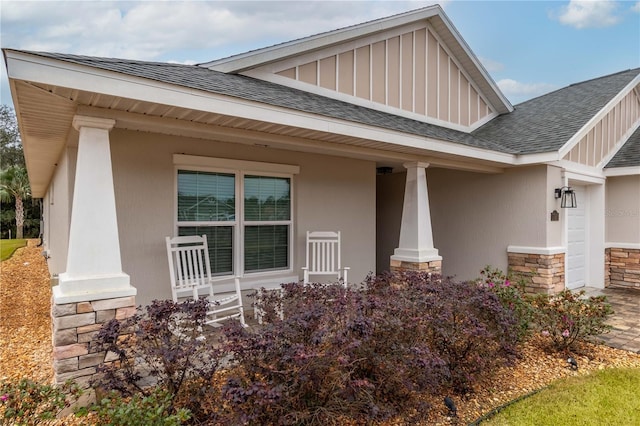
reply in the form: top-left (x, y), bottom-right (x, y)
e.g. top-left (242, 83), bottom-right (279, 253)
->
top-left (508, 252), bottom-right (565, 294)
top-left (51, 293), bottom-right (136, 389)
top-left (605, 248), bottom-right (640, 288)
top-left (390, 259), bottom-right (442, 274)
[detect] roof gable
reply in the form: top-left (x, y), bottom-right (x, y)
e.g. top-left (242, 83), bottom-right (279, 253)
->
top-left (200, 5), bottom-right (512, 129)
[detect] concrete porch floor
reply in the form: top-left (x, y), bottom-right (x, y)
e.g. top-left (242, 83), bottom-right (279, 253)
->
top-left (582, 286), bottom-right (640, 353)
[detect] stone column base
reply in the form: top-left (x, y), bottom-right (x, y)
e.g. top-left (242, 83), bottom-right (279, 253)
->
top-left (606, 247), bottom-right (640, 288)
top-left (508, 252), bottom-right (565, 294)
top-left (51, 294), bottom-right (136, 389)
top-left (390, 258), bottom-right (442, 274)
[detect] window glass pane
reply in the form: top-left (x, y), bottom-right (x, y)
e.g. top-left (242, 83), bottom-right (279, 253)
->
top-left (244, 225), bottom-right (289, 272)
top-left (244, 176), bottom-right (290, 221)
top-left (178, 170), bottom-right (235, 222)
top-left (178, 226), bottom-right (233, 275)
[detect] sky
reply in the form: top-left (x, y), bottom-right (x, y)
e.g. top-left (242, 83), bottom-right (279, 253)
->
top-left (1, 0), bottom-right (639, 108)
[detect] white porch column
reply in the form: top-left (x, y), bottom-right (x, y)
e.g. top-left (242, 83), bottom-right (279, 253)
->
top-left (54, 116), bottom-right (136, 304)
top-left (391, 162), bottom-right (441, 270)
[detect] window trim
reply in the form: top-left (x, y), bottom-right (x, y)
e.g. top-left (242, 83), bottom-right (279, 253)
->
top-left (174, 155), bottom-right (298, 279)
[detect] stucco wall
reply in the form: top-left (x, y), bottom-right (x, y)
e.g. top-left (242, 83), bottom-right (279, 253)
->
top-left (545, 165), bottom-right (565, 248)
top-left (430, 166), bottom-right (550, 280)
top-left (376, 172), bottom-right (405, 274)
top-left (42, 146), bottom-right (76, 276)
top-left (376, 165), bottom-right (550, 280)
top-left (605, 175), bottom-right (640, 245)
top-left (109, 129), bottom-right (376, 306)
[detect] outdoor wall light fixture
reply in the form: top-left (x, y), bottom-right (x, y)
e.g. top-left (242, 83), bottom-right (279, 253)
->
top-left (555, 186), bottom-right (577, 208)
top-left (376, 166), bottom-right (394, 175)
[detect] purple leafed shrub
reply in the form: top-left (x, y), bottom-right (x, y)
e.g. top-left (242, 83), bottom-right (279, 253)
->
top-left (367, 272), bottom-right (519, 393)
top-left (220, 272), bottom-right (520, 424)
top-left (93, 299), bottom-right (223, 421)
top-left (91, 274), bottom-right (521, 424)
top-left (222, 282), bottom-right (445, 424)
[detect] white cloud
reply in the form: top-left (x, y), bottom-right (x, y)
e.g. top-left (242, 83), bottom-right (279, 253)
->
top-left (0, 1), bottom-right (439, 61)
top-left (0, 0), bottom-right (439, 105)
top-left (556, 0), bottom-right (620, 29)
top-left (478, 56), bottom-right (504, 73)
top-left (497, 79), bottom-right (557, 103)
top-left (631, 2), bottom-right (640, 13)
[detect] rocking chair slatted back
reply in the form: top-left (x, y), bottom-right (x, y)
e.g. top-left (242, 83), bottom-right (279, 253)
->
top-left (302, 231), bottom-right (349, 287)
top-left (166, 235), bottom-right (246, 327)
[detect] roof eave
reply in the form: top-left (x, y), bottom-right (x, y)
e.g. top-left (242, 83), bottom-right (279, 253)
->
top-left (604, 166), bottom-right (640, 176)
top-left (4, 49), bottom-right (518, 196)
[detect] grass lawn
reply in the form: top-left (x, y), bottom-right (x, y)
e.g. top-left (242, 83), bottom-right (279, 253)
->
top-left (0, 239), bottom-right (27, 261)
top-left (482, 368), bottom-right (640, 425)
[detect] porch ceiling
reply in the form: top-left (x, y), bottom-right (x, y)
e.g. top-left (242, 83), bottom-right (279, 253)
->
top-left (13, 79), bottom-right (510, 197)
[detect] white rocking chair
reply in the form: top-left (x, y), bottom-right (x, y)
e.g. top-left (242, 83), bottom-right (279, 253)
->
top-left (166, 235), bottom-right (246, 327)
top-left (302, 231), bottom-right (350, 287)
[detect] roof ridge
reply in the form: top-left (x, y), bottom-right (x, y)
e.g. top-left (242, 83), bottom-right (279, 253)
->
top-left (517, 68), bottom-right (640, 106)
top-left (568, 68), bottom-right (640, 88)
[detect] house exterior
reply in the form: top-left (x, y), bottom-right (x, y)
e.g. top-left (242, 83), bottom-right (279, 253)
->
top-left (3, 5), bottom-right (639, 386)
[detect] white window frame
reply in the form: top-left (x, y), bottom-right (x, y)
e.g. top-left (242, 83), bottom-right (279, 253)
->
top-left (173, 154), bottom-right (299, 279)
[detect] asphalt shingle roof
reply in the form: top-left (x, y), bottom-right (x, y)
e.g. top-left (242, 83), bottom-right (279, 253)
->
top-left (13, 51), bottom-right (640, 161)
top-left (26, 51), bottom-right (512, 154)
top-left (606, 126), bottom-right (640, 168)
top-left (473, 69), bottom-right (640, 154)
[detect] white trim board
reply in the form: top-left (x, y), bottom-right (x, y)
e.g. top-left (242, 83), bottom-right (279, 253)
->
top-left (605, 243), bottom-right (640, 250)
top-left (507, 246), bottom-right (566, 255)
top-left (604, 166), bottom-right (640, 177)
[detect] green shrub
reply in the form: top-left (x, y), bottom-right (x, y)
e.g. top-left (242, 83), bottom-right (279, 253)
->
top-left (479, 266), bottom-right (535, 341)
top-left (530, 289), bottom-right (613, 351)
top-left (0, 379), bottom-right (81, 425)
top-left (89, 388), bottom-right (190, 426)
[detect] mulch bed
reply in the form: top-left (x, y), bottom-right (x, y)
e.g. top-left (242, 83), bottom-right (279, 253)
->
top-left (2, 242), bottom-right (640, 425)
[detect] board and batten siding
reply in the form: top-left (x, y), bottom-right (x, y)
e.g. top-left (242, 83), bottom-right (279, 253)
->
top-left (275, 26), bottom-right (493, 128)
top-left (564, 85), bottom-right (640, 167)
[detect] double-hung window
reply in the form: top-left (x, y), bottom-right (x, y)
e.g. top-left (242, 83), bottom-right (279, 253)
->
top-left (175, 155), bottom-right (297, 277)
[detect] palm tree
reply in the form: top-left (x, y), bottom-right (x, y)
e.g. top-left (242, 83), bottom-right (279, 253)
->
top-left (0, 166), bottom-right (31, 239)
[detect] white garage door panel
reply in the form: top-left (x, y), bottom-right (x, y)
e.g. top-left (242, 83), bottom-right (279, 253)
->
top-left (567, 187), bottom-right (586, 290)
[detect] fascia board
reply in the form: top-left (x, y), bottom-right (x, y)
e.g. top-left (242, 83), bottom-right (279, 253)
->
top-left (7, 50), bottom-right (517, 166)
top-left (603, 166), bottom-right (640, 177)
top-left (558, 74), bottom-right (640, 158)
top-left (245, 19), bottom-right (432, 74)
top-left (199, 6), bottom-right (442, 72)
top-left (511, 151), bottom-right (560, 165)
top-left (559, 162), bottom-right (606, 184)
top-left (432, 12), bottom-right (513, 114)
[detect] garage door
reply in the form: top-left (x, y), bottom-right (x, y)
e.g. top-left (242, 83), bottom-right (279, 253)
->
top-left (566, 187), bottom-right (586, 290)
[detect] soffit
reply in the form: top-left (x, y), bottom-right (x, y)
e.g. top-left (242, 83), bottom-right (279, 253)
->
top-left (13, 78), bottom-right (511, 197)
